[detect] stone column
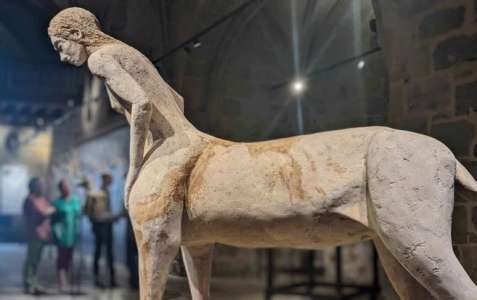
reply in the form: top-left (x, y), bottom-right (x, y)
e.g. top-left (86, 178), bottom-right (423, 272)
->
top-left (373, 0), bottom-right (477, 280)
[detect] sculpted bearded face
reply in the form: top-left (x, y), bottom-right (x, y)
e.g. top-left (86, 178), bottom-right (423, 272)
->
top-left (50, 35), bottom-right (88, 66)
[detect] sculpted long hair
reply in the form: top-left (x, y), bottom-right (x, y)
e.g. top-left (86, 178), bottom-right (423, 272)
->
top-left (48, 7), bottom-right (116, 48)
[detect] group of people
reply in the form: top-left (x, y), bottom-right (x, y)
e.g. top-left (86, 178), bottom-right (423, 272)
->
top-left (22, 173), bottom-right (125, 295)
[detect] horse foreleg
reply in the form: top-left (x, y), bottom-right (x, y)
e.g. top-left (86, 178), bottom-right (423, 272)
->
top-left (134, 197), bottom-right (183, 300)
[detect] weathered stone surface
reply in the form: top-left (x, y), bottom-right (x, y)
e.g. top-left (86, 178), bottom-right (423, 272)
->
top-left (388, 82), bottom-right (405, 126)
top-left (469, 232), bottom-right (477, 243)
top-left (456, 81), bottom-right (477, 115)
top-left (367, 96), bottom-right (388, 116)
top-left (407, 45), bottom-right (431, 78)
top-left (453, 65), bottom-right (476, 81)
top-left (433, 35), bottom-right (477, 70)
top-left (472, 206), bottom-right (477, 231)
top-left (397, 0), bottom-right (437, 16)
top-left (397, 117), bottom-right (428, 134)
top-left (454, 246), bottom-right (462, 261)
top-left (461, 245), bottom-right (477, 282)
top-left (453, 206), bottom-right (469, 244)
top-left (475, 0), bottom-right (477, 21)
top-left (456, 184), bottom-right (477, 203)
top-left (432, 110), bottom-right (453, 123)
top-left (180, 76), bottom-right (205, 111)
top-left (406, 74), bottom-right (451, 112)
top-left (221, 97), bottom-right (242, 116)
top-left (459, 161), bottom-right (477, 194)
top-left (456, 187), bottom-right (470, 203)
top-left (431, 120), bottom-right (474, 156)
top-left (419, 7), bottom-right (465, 39)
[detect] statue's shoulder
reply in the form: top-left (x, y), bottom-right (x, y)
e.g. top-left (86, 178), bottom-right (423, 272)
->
top-left (88, 45), bottom-right (120, 63)
top-left (88, 44), bottom-right (146, 75)
top-left (88, 48), bottom-right (111, 74)
top-left (87, 45), bottom-right (127, 75)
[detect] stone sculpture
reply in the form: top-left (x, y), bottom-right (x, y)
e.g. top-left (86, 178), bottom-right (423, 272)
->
top-left (50, 8), bottom-right (477, 300)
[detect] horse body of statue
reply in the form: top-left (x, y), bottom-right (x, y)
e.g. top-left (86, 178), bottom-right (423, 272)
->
top-left (182, 127), bottom-right (376, 249)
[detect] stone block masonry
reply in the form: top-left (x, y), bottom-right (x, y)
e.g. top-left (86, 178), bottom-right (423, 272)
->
top-left (420, 7), bottom-right (465, 39)
top-left (433, 34), bottom-right (477, 70)
top-left (456, 80), bottom-right (477, 115)
top-left (373, 0), bottom-right (477, 282)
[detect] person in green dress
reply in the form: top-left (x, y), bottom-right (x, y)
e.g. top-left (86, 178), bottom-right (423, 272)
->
top-left (51, 179), bottom-right (81, 292)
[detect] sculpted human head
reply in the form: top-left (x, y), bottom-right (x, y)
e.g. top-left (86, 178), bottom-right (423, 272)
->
top-left (48, 7), bottom-right (112, 66)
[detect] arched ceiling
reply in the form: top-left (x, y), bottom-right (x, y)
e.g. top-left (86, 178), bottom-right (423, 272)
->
top-left (0, 0), bottom-right (388, 138)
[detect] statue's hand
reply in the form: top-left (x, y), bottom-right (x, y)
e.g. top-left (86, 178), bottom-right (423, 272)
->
top-left (124, 170), bottom-right (137, 210)
top-left (124, 185), bottom-right (131, 210)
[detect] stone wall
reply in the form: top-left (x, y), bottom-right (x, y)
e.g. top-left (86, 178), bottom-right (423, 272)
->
top-left (373, 0), bottom-right (477, 282)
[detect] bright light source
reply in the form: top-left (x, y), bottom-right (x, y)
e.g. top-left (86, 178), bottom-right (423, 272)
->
top-left (357, 60), bottom-right (366, 69)
top-left (291, 79), bottom-right (306, 95)
top-left (192, 40), bottom-right (202, 48)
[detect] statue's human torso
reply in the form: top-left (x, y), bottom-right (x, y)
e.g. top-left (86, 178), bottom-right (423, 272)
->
top-left (93, 44), bottom-right (184, 148)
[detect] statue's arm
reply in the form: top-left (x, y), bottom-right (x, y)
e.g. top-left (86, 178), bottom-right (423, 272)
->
top-left (88, 52), bottom-right (152, 209)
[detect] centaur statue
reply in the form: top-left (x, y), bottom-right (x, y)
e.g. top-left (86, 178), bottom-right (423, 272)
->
top-left (49, 7), bottom-right (477, 300)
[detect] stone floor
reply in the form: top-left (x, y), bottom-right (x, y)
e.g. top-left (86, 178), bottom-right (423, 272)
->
top-left (0, 243), bottom-right (323, 300)
top-left (0, 277), bottom-right (274, 300)
top-left (0, 243), bottom-right (394, 300)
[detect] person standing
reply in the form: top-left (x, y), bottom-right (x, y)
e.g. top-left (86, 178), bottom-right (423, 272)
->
top-left (83, 173), bottom-right (118, 288)
top-left (22, 177), bottom-right (55, 295)
top-left (51, 180), bottom-right (81, 292)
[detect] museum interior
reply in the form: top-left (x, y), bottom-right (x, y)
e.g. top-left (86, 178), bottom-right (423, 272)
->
top-left (1, 0), bottom-right (477, 299)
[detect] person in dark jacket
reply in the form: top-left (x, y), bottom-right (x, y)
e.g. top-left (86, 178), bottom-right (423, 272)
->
top-left (82, 174), bottom-right (118, 287)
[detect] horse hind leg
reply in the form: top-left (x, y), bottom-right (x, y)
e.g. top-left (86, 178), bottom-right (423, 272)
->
top-left (182, 244), bottom-right (214, 300)
top-left (374, 237), bottom-right (434, 300)
top-left (367, 131), bottom-right (477, 299)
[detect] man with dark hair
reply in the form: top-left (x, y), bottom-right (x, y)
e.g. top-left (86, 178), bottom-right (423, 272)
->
top-left (22, 177), bottom-right (55, 295)
top-left (83, 173), bottom-right (118, 287)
